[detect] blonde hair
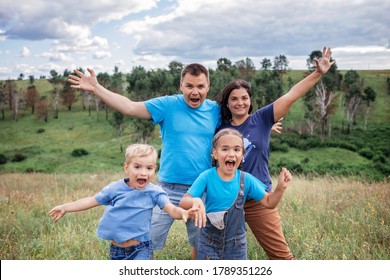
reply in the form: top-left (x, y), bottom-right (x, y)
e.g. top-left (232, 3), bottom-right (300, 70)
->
top-left (125, 144), bottom-right (158, 164)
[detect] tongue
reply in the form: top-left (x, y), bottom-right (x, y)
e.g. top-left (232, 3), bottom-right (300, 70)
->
top-left (137, 179), bottom-right (147, 185)
top-left (226, 162), bottom-right (235, 168)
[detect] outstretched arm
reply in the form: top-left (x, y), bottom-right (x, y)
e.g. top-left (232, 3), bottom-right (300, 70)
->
top-left (68, 68), bottom-right (151, 119)
top-left (49, 196), bottom-right (100, 222)
top-left (259, 167), bottom-right (292, 208)
top-left (273, 47), bottom-right (335, 121)
top-left (163, 201), bottom-right (205, 228)
top-left (179, 194), bottom-right (207, 228)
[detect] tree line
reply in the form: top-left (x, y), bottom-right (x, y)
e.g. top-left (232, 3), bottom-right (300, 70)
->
top-left (0, 50), bottom-right (383, 142)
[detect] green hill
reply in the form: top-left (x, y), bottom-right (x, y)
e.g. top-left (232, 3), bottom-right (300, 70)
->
top-left (1, 70), bottom-right (389, 180)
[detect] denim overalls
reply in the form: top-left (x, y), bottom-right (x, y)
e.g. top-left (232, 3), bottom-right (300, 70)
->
top-left (197, 171), bottom-right (247, 260)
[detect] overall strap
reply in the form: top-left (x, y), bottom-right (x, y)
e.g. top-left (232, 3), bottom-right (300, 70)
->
top-left (239, 171), bottom-right (245, 195)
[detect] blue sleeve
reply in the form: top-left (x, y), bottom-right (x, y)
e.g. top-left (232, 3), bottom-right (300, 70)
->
top-left (187, 172), bottom-right (208, 198)
top-left (144, 95), bottom-right (174, 124)
top-left (94, 183), bottom-right (115, 205)
top-left (253, 103), bottom-right (275, 130)
top-left (245, 173), bottom-right (267, 202)
top-left (155, 189), bottom-right (171, 209)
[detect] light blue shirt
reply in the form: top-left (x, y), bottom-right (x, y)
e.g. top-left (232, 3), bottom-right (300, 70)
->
top-left (95, 178), bottom-right (170, 244)
top-left (187, 168), bottom-right (267, 213)
top-left (145, 95), bottom-right (221, 184)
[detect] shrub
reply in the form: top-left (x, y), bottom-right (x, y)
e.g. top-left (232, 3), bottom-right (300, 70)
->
top-left (334, 141), bottom-right (358, 152)
top-left (374, 162), bottom-right (390, 178)
top-left (275, 157), bottom-right (304, 173)
top-left (270, 141), bottom-right (289, 152)
top-left (12, 153), bottom-right (27, 162)
top-left (301, 157), bottom-right (310, 164)
top-left (36, 128), bottom-right (45, 134)
top-left (372, 152), bottom-right (386, 164)
top-left (358, 148), bottom-right (374, 160)
top-left (71, 148), bottom-right (89, 157)
top-left (0, 153), bottom-right (7, 165)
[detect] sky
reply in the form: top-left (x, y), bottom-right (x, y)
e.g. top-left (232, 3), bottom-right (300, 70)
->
top-left (0, 0), bottom-right (389, 80)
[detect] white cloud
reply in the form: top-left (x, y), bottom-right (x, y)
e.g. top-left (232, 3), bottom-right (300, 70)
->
top-left (119, 0), bottom-right (390, 63)
top-left (13, 63), bottom-right (36, 76)
top-left (333, 45), bottom-right (390, 54)
top-left (332, 45), bottom-right (390, 70)
top-left (20, 46), bottom-right (30, 57)
top-left (40, 52), bottom-right (72, 62)
top-left (0, 66), bottom-right (11, 75)
top-left (0, 0), bottom-right (158, 39)
top-left (93, 51), bottom-right (112, 59)
top-left (0, 28), bottom-right (5, 41)
top-left (0, 0), bottom-right (389, 79)
top-left (115, 59), bottom-right (125, 66)
top-left (52, 36), bottom-right (109, 53)
top-left (37, 62), bottom-right (63, 75)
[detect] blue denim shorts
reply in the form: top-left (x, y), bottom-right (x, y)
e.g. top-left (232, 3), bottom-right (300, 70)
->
top-left (109, 240), bottom-right (153, 260)
top-left (151, 181), bottom-right (200, 250)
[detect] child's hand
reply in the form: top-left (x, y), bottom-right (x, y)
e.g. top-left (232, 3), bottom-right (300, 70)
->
top-left (181, 206), bottom-right (205, 228)
top-left (181, 206), bottom-right (196, 223)
top-left (186, 206), bottom-right (199, 219)
top-left (49, 205), bottom-right (66, 222)
top-left (277, 167), bottom-right (292, 190)
top-left (190, 198), bottom-right (206, 228)
top-left (191, 206), bottom-right (206, 228)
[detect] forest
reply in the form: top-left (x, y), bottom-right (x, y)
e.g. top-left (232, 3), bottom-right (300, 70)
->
top-left (1, 51), bottom-right (389, 180)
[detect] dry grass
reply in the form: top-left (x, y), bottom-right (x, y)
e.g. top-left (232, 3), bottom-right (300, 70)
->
top-left (0, 173), bottom-right (389, 260)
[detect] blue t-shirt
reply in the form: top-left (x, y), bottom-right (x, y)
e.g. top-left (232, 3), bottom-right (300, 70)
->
top-left (187, 168), bottom-right (267, 213)
top-left (95, 178), bottom-right (170, 244)
top-left (145, 95), bottom-right (221, 185)
top-left (218, 103), bottom-right (274, 192)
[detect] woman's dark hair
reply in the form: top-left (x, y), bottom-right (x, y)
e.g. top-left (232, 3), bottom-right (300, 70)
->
top-left (216, 79), bottom-right (253, 124)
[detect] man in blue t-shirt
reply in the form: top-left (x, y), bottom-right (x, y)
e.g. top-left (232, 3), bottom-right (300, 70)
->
top-left (68, 64), bottom-right (221, 259)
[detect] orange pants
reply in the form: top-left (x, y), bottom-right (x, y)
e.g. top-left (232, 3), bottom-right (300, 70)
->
top-left (244, 199), bottom-right (294, 260)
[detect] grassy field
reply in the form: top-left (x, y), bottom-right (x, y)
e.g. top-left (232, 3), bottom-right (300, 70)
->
top-left (2, 70), bottom-right (389, 176)
top-left (0, 172), bottom-right (388, 260)
top-left (1, 102), bottom-right (388, 178)
top-left (1, 70), bottom-right (389, 260)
